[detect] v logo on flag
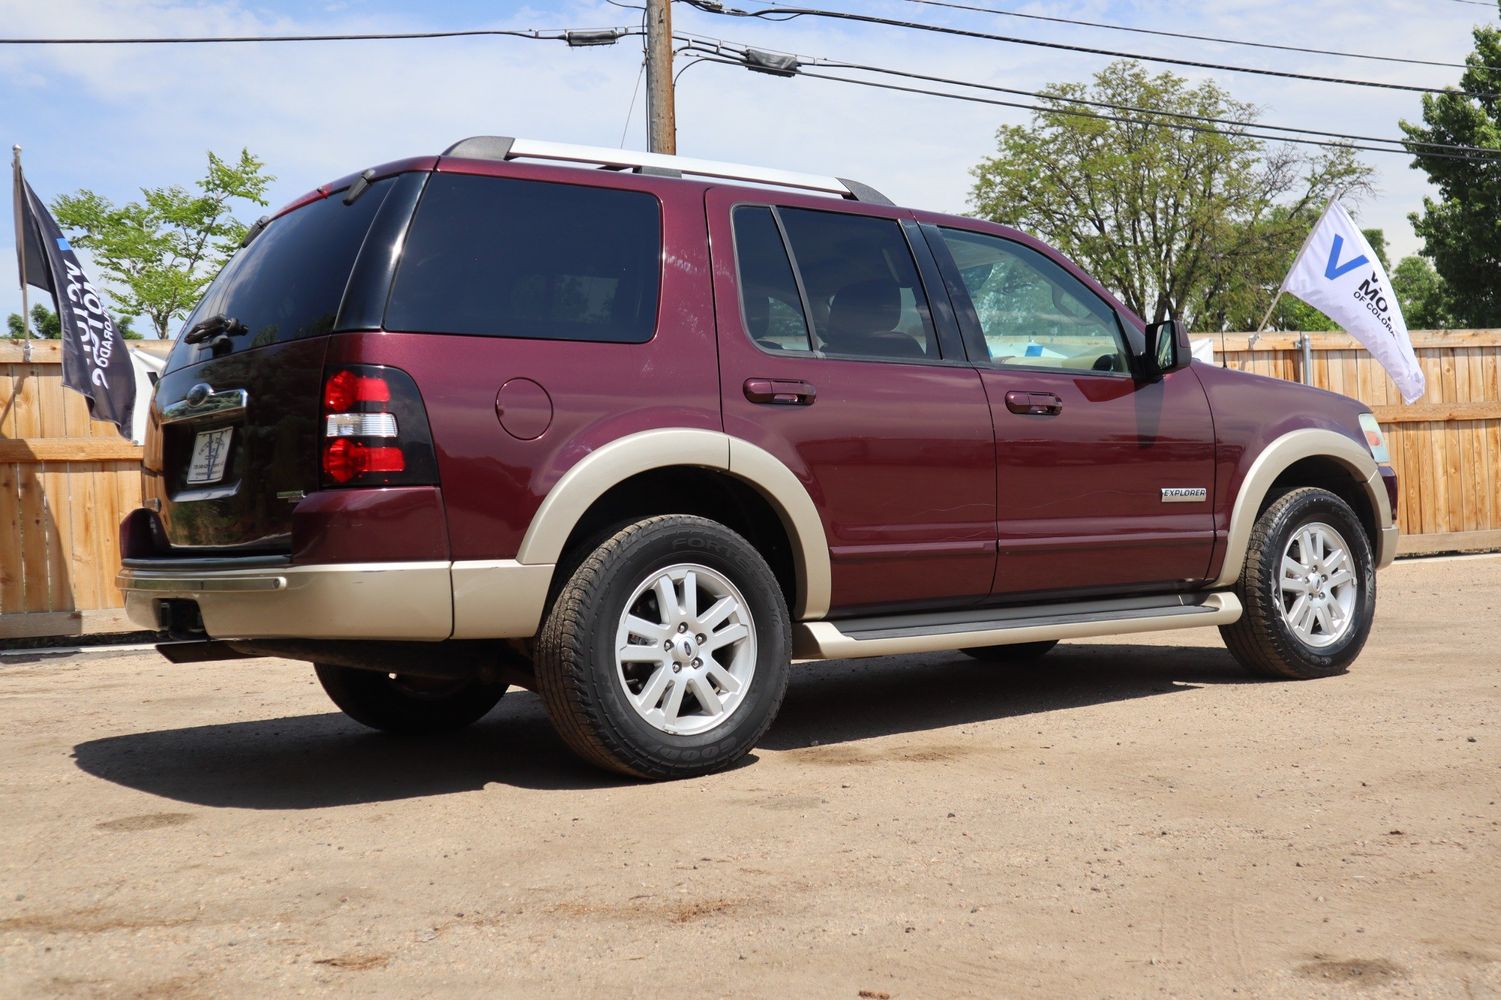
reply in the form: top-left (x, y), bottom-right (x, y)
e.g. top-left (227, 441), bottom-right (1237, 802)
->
top-left (1324, 234), bottom-right (1369, 281)
top-left (1277, 197), bottom-right (1425, 403)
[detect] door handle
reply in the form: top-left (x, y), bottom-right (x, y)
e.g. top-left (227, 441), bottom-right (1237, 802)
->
top-left (744, 378), bottom-right (817, 406)
top-left (1004, 390), bottom-right (1063, 416)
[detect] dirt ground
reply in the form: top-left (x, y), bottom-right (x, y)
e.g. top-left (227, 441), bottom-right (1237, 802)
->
top-left (1, 555), bottom-right (1498, 1000)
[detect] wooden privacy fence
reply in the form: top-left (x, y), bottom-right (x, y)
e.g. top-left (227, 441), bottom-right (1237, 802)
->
top-left (1214, 329), bottom-right (1501, 555)
top-left (2, 332), bottom-right (1499, 640)
top-left (0, 340), bottom-right (158, 639)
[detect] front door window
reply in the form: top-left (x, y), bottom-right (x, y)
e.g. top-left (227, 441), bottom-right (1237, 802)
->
top-left (940, 227), bottom-right (1130, 375)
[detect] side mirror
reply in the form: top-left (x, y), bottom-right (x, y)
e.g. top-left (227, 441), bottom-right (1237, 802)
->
top-left (1141, 319), bottom-right (1190, 380)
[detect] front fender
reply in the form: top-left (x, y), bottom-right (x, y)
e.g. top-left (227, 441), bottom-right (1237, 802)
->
top-left (1212, 427), bottom-right (1395, 588)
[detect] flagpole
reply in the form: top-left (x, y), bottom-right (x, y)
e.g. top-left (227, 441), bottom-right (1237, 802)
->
top-left (1254, 290), bottom-right (1283, 337)
top-left (12, 145), bottom-right (33, 363)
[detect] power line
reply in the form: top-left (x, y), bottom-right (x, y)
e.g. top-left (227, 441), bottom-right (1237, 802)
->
top-left (672, 33), bottom-right (1501, 159)
top-left (620, 0), bottom-right (651, 146)
top-left (895, 0), bottom-right (1497, 72)
top-left (792, 66), bottom-right (1500, 161)
top-left (809, 56), bottom-right (1494, 157)
top-left (676, 0), bottom-right (1492, 97)
top-left (620, 58), bottom-right (648, 146)
top-left (676, 50), bottom-right (1500, 162)
top-left (0, 25), bottom-right (640, 45)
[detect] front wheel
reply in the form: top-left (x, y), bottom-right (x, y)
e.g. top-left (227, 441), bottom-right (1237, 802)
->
top-left (534, 515), bottom-right (791, 780)
top-left (1219, 487), bottom-right (1376, 679)
top-left (314, 664), bottom-right (506, 735)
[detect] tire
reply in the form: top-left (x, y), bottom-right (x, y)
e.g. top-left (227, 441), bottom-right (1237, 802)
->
top-left (1219, 486), bottom-right (1376, 679)
top-left (314, 664), bottom-right (506, 735)
top-left (534, 515), bottom-right (791, 780)
top-left (960, 640), bottom-right (1059, 662)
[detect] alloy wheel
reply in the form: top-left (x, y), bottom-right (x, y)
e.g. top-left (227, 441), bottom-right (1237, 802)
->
top-left (1278, 521), bottom-right (1359, 648)
top-left (614, 563), bottom-right (758, 736)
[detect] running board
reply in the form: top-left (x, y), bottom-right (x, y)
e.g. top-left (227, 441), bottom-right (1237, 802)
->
top-left (794, 592), bottom-right (1242, 660)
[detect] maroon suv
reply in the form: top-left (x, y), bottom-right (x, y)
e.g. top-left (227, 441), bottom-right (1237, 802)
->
top-left (118, 136), bottom-right (1400, 779)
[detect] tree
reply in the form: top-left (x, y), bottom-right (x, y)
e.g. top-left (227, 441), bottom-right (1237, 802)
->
top-left (7, 305), bottom-right (143, 340)
top-left (6, 304), bottom-right (61, 338)
top-left (1400, 6), bottom-right (1501, 327)
top-left (1361, 228), bottom-right (1392, 272)
top-left (50, 150), bottom-right (272, 339)
top-left (970, 60), bottom-right (1373, 330)
top-left (115, 315), bottom-right (143, 340)
top-left (1391, 256), bottom-right (1453, 330)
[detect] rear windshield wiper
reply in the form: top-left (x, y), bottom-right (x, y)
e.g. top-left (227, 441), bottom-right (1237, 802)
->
top-left (183, 314), bottom-right (249, 344)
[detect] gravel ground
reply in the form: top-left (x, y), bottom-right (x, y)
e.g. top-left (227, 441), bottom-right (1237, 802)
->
top-left (1, 554), bottom-right (1498, 999)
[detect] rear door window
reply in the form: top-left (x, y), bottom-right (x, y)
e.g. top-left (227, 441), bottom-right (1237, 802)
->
top-left (731, 205), bottom-right (813, 352)
top-left (777, 207), bottom-right (937, 363)
top-left (385, 174), bottom-right (661, 343)
top-left (171, 178), bottom-right (393, 366)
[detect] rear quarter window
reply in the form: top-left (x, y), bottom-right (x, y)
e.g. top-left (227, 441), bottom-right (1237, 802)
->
top-left (385, 174), bottom-right (662, 343)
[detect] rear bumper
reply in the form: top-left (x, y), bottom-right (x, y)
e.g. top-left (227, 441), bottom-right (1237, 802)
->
top-left (118, 558), bottom-right (552, 641)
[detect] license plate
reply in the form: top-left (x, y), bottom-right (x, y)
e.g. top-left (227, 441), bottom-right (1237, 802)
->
top-left (185, 427), bottom-right (234, 485)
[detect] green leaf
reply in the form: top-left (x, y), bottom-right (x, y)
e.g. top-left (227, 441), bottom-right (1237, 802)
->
top-left (48, 150), bottom-right (275, 338)
top-left (1399, 19), bottom-right (1501, 328)
top-left (969, 59), bottom-right (1374, 330)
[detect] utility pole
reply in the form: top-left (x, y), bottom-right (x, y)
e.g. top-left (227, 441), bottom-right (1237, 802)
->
top-left (645, 0), bottom-right (676, 154)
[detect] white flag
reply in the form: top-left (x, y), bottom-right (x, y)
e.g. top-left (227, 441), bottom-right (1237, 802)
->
top-left (1280, 200), bottom-right (1426, 404)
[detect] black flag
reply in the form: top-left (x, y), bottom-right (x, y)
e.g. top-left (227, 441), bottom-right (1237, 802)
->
top-left (13, 175), bottom-right (135, 437)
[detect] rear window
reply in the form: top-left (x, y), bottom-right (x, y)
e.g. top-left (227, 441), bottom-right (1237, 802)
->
top-left (170, 179), bottom-right (393, 366)
top-left (385, 174), bottom-right (661, 343)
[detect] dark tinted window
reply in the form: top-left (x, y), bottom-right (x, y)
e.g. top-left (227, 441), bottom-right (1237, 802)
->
top-left (172, 179), bottom-right (392, 365)
top-left (386, 174), bottom-right (661, 343)
top-left (732, 206), bottom-right (812, 352)
top-left (778, 208), bottom-right (937, 362)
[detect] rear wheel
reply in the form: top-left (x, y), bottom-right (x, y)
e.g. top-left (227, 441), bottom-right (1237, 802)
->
top-left (534, 515), bottom-right (791, 780)
top-left (960, 640), bottom-right (1059, 662)
top-left (1219, 487), bottom-right (1375, 679)
top-left (314, 664), bottom-right (506, 735)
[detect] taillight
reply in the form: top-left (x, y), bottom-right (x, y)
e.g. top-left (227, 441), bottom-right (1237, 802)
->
top-left (320, 365), bottom-right (438, 488)
top-left (323, 438), bottom-right (407, 484)
top-left (323, 369), bottom-right (391, 411)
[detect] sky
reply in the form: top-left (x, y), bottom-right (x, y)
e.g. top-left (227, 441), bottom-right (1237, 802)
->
top-left (1, 0), bottom-right (1494, 334)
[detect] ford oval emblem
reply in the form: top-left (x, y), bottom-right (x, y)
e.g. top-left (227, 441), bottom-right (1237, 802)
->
top-left (185, 383), bottom-right (212, 407)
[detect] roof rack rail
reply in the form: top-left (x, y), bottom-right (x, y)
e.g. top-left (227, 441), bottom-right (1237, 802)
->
top-left (441, 136), bottom-right (894, 206)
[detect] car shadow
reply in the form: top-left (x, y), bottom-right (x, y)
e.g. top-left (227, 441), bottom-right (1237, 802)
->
top-left (70, 692), bottom-right (631, 808)
top-left (71, 642), bottom-right (1254, 808)
top-left (763, 640), bottom-right (1251, 750)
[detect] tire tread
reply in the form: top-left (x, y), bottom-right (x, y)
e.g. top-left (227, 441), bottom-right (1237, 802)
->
top-left (534, 515), bottom-right (790, 780)
top-left (1218, 487), bottom-right (1375, 679)
top-left (314, 664), bottom-right (505, 734)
